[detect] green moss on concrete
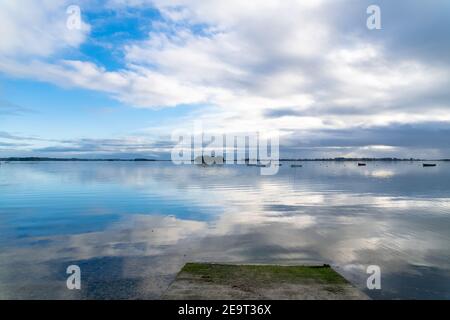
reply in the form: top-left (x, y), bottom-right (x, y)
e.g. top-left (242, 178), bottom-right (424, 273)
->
top-left (180, 263), bottom-right (348, 286)
top-left (163, 263), bottom-right (369, 299)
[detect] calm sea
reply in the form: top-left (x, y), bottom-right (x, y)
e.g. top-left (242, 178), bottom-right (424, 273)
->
top-left (0, 161), bottom-right (449, 299)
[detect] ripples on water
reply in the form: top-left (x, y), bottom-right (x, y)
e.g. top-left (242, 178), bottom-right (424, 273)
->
top-left (0, 161), bottom-right (449, 299)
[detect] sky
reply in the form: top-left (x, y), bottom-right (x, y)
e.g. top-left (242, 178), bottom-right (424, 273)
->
top-left (0, 0), bottom-right (449, 159)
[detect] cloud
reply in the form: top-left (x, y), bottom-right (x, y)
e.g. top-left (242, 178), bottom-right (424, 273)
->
top-left (283, 122), bottom-right (450, 148)
top-left (0, 131), bottom-right (54, 154)
top-left (0, 1), bottom-right (90, 58)
top-left (264, 108), bottom-right (304, 118)
top-left (0, 100), bottom-right (34, 116)
top-left (0, 1), bottom-right (449, 157)
top-left (0, 141), bottom-right (30, 147)
top-left (2, 1), bottom-right (448, 111)
top-left (0, 132), bottom-right (165, 158)
top-left (32, 137), bottom-right (175, 157)
top-left (0, 131), bottom-right (45, 141)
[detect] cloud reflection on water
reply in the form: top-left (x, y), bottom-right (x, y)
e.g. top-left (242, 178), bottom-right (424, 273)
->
top-left (0, 161), bottom-right (449, 299)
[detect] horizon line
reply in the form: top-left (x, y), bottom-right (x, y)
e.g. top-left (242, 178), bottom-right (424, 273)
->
top-left (1, 157), bottom-right (449, 162)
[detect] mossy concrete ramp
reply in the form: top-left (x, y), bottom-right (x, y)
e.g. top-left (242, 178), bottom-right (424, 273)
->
top-left (162, 263), bottom-right (369, 300)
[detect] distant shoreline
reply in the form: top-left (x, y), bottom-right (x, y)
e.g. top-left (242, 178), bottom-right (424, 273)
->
top-left (1, 157), bottom-right (449, 162)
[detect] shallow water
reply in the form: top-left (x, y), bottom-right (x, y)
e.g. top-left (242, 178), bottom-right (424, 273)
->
top-left (0, 161), bottom-right (449, 299)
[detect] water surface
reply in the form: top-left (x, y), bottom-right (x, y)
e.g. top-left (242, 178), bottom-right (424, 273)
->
top-left (0, 161), bottom-right (449, 299)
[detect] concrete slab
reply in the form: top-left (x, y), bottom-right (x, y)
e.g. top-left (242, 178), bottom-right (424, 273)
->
top-left (162, 263), bottom-right (369, 300)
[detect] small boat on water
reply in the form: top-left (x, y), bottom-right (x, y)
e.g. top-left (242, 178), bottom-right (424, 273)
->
top-left (247, 162), bottom-right (280, 167)
top-left (423, 163), bottom-right (437, 167)
top-left (246, 163), bottom-right (267, 167)
top-left (358, 163), bottom-right (366, 166)
top-left (291, 164), bottom-right (303, 168)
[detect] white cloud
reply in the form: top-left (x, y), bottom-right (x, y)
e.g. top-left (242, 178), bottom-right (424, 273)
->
top-left (1, 0), bottom-right (450, 156)
top-left (0, 0), bottom-right (90, 57)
